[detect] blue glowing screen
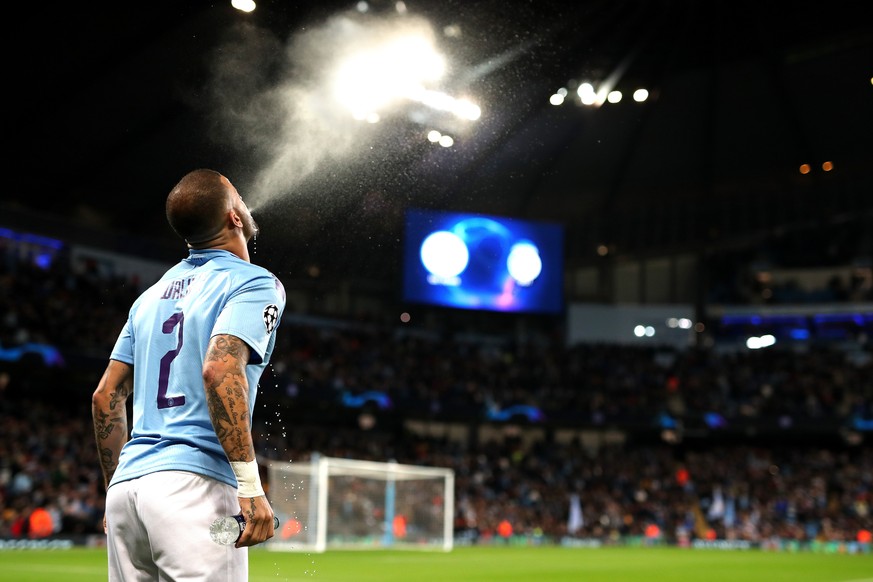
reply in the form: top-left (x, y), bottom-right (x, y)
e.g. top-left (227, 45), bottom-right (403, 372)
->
top-left (402, 208), bottom-right (564, 314)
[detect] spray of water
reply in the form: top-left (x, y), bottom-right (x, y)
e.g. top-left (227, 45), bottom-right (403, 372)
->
top-left (203, 8), bottom-right (441, 214)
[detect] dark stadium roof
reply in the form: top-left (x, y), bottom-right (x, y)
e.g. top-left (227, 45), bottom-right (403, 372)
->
top-left (5, 0), bottom-right (872, 281)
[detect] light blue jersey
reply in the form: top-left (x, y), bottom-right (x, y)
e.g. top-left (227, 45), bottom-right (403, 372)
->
top-left (108, 249), bottom-right (285, 489)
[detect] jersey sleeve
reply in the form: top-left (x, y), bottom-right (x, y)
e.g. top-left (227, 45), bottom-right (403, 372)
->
top-left (212, 273), bottom-right (285, 364)
top-left (109, 316), bottom-right (135, 365)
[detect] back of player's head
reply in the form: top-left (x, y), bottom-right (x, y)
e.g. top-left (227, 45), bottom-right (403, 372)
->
top-left (166, 169), bottom-right (232, 245)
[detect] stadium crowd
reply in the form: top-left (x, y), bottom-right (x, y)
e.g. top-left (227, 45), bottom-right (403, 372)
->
top-left (1, 239), bottom-right (872, 549)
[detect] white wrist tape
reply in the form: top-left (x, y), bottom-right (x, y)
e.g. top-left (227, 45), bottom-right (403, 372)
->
top-left (230, 460), bottom-right (265, 498)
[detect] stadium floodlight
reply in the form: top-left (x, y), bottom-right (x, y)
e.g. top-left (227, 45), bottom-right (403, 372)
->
top-left (267, 455), bottom-right (455, 553)
top-left (332, 34), bottom-right (445, 118)
top-left (330, 27), bottom-right (480, 127)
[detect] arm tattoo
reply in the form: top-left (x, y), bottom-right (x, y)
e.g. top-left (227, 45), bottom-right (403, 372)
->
top-left (205, 335), bottom-right (255, 462)
top-left (243, 498), bottom-right (256, 523)
top-left (93, 368), bottom-right (132, 487)
top-left (94, 381), bottom-right (131, 440)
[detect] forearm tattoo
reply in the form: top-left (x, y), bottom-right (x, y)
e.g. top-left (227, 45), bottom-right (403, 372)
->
top-left (94, 376), bottom-right (132, 483)
top-left (243, 498), bottom-right (256, 523)
top-left (205, 335), bottom-right (255, 461)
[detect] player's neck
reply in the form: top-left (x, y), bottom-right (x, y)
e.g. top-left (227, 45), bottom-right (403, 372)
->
top-left (189, 236), bottom-right (250, 263)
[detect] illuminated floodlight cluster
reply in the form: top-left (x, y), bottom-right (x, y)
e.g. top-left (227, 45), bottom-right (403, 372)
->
top-left (330, 26), bottom-right (481, 147)
top-left (632, 316), bottom-right (701, 340)
top-left (550, 81), bottom-right (649, 107)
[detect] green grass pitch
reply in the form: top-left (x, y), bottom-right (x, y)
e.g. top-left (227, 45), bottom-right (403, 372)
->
top-left (1, 545), bottom-right (871, 581)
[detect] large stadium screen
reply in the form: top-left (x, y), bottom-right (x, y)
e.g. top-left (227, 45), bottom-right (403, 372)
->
top-left (401, 208), bottom-right (564, 314)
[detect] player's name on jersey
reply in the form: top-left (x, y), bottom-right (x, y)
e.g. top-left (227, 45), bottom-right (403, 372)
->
top-left (160, 276), bottom-right (199, 300)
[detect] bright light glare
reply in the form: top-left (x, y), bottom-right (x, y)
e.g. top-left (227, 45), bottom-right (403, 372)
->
top-left (607, 90), bottom-right (622, 103)
top-left (332, 32), bottom-right (481, 122)
top-left (633, 88), bottom-right (649, 102)
top-left (550, 93), bottom-right (565, 105)
top-left (333, 35), bottom-right (446, 119)
top-left (577, 82), bottom-right (597, 105)
top-left (420, 231), bottom-right (468, 277)
top-left (231, 0), bottom-right (256, 12)
top-left (413, 89), bottom-right (481, 120)
top-left (746, 334), bottom-right (777, 349)
top-left (427, 130), bottom-right (442, 142)
top-left (506, 242), bottom-right (542, 285)
top-left (438, 135), bottom-right (454, 147)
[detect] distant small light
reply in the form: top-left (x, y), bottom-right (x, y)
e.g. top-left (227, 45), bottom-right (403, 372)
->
top-left (799, 163), bottom-right (811, 174)
top-left (645, 326), bottom-right (655, 337)
top-left (822, 160), bottom-right (834, 172)
top-left (400, 312), bottom-right (411, 323)
top-left (607, 90), bottom-right (622, 103)
top-left (395, 1), bottom-right (407, 14)
top-left (427, 130), bottom-right (441, 142)
top-left (231, 0), bottom-right (256, 12)
top-left (633, 88), bottom-right (648, 102)
top-left (694, 322), bottom-right (705, 332)
top-left (634, 325), bottom-right (646, 337)
top-left (439, 135), bottom-right (454, 147)
top-left (596, 244), bottom-right (609, 256)
top-left (356, 1), bottom-right (369, 12)
top-left (557, 87), bottom-right (568, 97)
top-left (549, 93), bottom-right (565, 106)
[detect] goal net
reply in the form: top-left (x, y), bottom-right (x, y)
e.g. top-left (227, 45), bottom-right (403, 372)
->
top-left (265, 454), bottom-right (455, 552)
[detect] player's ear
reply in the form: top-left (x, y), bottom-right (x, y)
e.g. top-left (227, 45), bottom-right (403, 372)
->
top-left (228, 208), bottom-right (244, 229)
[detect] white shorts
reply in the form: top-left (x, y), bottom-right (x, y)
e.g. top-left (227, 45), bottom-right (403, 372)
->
top-left (105, 470), bottom-right (247, 582)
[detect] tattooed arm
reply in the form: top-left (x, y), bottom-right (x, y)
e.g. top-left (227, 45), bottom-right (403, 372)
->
top-left (203, 333), bottom-right (275, 547)
top-left (92, 359), bottom-right (133, 490)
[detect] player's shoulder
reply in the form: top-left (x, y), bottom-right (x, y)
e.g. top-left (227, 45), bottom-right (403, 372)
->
top-left (229, 260), bottom-right (285, 299)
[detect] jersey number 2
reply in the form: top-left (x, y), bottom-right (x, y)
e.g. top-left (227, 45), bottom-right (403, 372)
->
top-left (158, 311), bottom-right (186, 409)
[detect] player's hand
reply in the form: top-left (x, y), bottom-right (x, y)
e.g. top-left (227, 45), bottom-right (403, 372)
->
top-left (235, 495), bottom-right (276, 548)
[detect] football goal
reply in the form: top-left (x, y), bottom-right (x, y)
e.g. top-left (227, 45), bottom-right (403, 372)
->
top-left (266, 454), bottom-right (455, 552)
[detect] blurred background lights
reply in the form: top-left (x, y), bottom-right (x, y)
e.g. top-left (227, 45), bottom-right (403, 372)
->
top-left (634, 325), bottom-right (656, 337)
top-left (746, 334), bottom-right (777, 349)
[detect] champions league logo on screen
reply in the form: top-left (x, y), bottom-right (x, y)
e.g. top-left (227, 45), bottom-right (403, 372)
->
top-left (402, 209), bottom-right (564, 314)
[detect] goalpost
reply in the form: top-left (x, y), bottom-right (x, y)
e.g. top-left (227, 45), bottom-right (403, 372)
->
top-left (265, 454), bottom-right (455, 553)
